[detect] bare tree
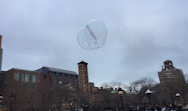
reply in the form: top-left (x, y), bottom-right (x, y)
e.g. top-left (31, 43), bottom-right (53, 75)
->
top-left (101, 81), bottom-right (128, 91)
top-left (184, 74), bottom-right (188, 83)
top-left (129, 77), bottom-right (156, 93)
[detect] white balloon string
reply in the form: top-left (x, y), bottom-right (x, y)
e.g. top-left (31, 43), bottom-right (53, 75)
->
top-left (86, 25), bottom-right (97, 41)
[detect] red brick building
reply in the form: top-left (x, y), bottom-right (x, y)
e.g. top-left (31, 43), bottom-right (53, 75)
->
top-left (0, 66), bottom-right (79, 110)
top-left (36, 66), bottom-right (79, 88)
top-left (0, 68), bottom-right (41, 110)
top-left (1, 67), bottom-right (79, 90)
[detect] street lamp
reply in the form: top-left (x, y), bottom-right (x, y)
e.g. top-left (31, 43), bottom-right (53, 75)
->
top-left (0, 96), bottom-right (3, 103)
top-left (118, 87), bottom-right (124, 111)
top-left (175, 93), bottom-right (180, 98)
top-left (9, 94), bottom-right (15, 111)
top-left (0, 96), bottom-right (3, 109)
top-left (69, 102), bottom-right (73, 111)
top-left (175, 93), bottom-right (180, 105)
top-left (175, 93), bottom-right (183, 111)
top-left (83, 104), bottom-right (88, 111)
top-left (145, 89), bottom-right (152, 108)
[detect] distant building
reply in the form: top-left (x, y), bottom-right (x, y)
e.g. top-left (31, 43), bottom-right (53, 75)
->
top-left (0, 33), bottom-right (98, 109)
top-left (36, 66), bottom-right (78, 88)
top-left (0, 52), bottom-right (100, 109)
top-left (1, 66), bottom-right (79, 89)
top-left (158, 60), bottom-right (188, 105)
top-left (0, 35), bottom-right (3, 72)
top-left (0, 67), bottom-right (79, 110)
top-left (78, 61), bottom-right (90, 92)
top-left (0, 68), bottom-right (41, 110)
top-left (1, 61), bottom-right (94, 97)
top-left (89, 82), bottom-right (94, 87)
top-left (0, 66), bottom-right (79, 97)
top-left (1, 68), bottom-right (41, 87)
top-left (158, 60), bottom-right (185, 83)
top-left (0, 68), bottom-right (41, 94)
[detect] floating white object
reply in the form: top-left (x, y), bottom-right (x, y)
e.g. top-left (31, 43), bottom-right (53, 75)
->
top-left (77, 19), bottom-right (108, 50)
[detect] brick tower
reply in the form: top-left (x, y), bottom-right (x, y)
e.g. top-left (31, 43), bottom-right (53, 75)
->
top-left (78, 61), bottom-right (89, 92)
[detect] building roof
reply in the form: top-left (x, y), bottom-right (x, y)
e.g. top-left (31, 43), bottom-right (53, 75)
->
top-left (38, 67), bottom-right (78, 75)
top-left (11, 68), bottom-right (35, 72)
top-left (164, 60), bottom-right (172, 63)
top-left (78, 61), bottom-right (88, 65)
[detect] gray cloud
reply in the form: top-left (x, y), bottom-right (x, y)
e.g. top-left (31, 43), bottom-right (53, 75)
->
top-left (0, 0), bottom-right (188, 86)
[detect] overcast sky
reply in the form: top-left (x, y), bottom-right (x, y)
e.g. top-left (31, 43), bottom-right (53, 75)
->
top-left (0, 0), bottom-right (188, 86)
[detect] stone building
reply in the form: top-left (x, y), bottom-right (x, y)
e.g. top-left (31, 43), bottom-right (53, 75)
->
top-left (158, 60), bottom-right (187, 105)
top-left (158, 60), bottom-right (185, 84)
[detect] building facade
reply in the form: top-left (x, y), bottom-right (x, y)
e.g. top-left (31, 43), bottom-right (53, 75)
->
top-left (0, 68), bottom-right (41, 94)
top-left (0, 68), bottom-right (41, 111)
top-left (36, 67), bottom-right (79, 88)
top-left (158, 60), bottom-right (187, 105)
top-left (158, 60), bottom-right (185, 83)
top-left (0, 67), bottom-right (79, 110)
top-left (78, 61), bottom-right (90, 93)
top-left (0, 62), bottom-right (91, 97)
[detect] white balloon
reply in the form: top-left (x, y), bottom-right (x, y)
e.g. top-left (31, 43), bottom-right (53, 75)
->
top-left (77, 19), bottom-right (107, 50)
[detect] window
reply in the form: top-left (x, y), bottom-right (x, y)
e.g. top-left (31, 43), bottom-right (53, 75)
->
top-left (24, 83), bottom-right (33, 88)
top-left (22, 74), bottom-right (25, 81)
top-left (75, 78), bottom-right (78, 86)
top-left (32, 75), bottom-right (37, 82)
top-left (69, 77), bottom-right (73, 85)
top-left (79, 65), bottom-right (82, 70)
top-left (84, 71), bottom-right (87, 74)
top-left (51, 72), bottom-right (56, 75)
top-left (64, 77), bottom-right (68, 84)
top-left (14, 73), bottom-right (19, 81)
top-left (37, 75), bottom-right (40, 82)
top-left (43, 75), bottom-right (47, 79)
top-left (58, 76), bottom-right (62, 84)
top-left (83, 77), bottom-right (85, 83)
top-left (84, 65), bottom-right (87, 69)
top-left (52, 74), bottom-right (56, 83)
top-left (25, 74), bottom-right (30, 82)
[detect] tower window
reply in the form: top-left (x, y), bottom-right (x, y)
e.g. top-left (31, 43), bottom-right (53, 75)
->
top-left (84, 65), bottom-right (87, 69)
top-left (79, 65), bottom-right (82, 70)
